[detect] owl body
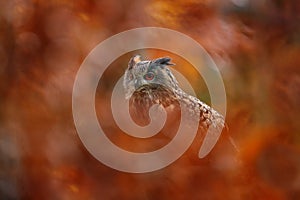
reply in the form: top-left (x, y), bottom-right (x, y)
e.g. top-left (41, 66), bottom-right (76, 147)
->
top-left (123, 55), bottom-right (225, 134)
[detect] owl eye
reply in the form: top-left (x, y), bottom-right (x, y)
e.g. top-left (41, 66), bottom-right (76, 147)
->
top-left (144, 72), bottom-right (155, 80)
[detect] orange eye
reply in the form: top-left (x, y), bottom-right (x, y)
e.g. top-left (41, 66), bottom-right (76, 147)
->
top-left (144, 72), bottom-right (155, 80)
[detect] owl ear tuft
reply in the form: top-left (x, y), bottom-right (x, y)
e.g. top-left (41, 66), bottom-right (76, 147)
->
top-left (128, 55), bottom-right (142, 69)
top-left (153, 57), bottom-right (175, 66)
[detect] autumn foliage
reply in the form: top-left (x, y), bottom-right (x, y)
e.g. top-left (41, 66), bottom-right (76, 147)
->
top-left (0, 0), bottom-right (300, 199)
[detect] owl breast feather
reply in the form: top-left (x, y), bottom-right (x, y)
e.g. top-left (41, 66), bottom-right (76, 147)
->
top-left (128, 84), bottom-right (181, 125)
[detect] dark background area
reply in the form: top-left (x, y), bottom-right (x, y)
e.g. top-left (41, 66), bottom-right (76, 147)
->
top-left (0, 0), bottom-right (300, 199)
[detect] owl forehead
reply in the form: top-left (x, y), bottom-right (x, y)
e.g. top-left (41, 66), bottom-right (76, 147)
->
top-left (132, 61), bottom-right (151, 74)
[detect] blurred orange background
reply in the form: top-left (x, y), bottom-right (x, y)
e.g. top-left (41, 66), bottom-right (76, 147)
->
top-left (1, 0), bottom-right (300, 199)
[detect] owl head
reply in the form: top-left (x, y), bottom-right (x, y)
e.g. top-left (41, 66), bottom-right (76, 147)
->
top-left (123, 55), bottom-right (179, 99)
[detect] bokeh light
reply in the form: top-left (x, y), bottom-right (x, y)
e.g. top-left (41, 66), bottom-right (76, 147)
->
top-left (0, 0), bottom-right (299, 199)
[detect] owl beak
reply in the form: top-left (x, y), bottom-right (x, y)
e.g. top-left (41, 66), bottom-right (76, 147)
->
top-left (134, 79), bottom-right (148, 90)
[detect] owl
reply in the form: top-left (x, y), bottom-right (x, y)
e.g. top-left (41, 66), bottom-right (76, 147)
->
top-left (123, 55), bottom-right (225, 136)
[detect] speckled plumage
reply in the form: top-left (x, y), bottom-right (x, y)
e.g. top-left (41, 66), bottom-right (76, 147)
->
top-left (123, 55), bottom-right (225, 133)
